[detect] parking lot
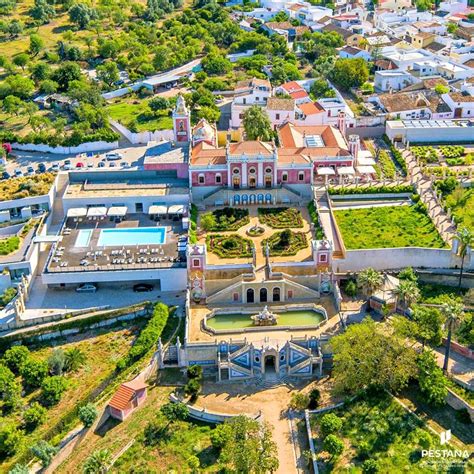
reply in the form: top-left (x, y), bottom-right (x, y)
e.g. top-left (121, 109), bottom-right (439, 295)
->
top-left (21, 277), bottom-right (186, 320)
top-left (3, 142), bottom-right (152, 177)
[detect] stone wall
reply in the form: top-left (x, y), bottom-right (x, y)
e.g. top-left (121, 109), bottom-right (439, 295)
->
top-left (446, 389), bottom-right (474, 422)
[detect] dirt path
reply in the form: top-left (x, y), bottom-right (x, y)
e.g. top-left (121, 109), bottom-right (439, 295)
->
top-left (199, 383), bottom-right (305, 473)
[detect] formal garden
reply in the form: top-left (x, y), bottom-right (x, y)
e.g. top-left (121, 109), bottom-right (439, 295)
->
top-left (257, 207), bottom-right (303, 229)
top-left (206, 234), bottom-right (253, 258)
top-left (334, 202), bottom-right (446, 249)
top-left (262, 229), bottom-right (307, 257)
top-left (411, 145), bottom-right (473, 167)
top-left (0, 218), bottom-right (40, 255)
top-left (200, 207), bottom-right (249, 232)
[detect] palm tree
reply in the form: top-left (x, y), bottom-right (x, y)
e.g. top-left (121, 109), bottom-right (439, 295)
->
top-left (394, 279), bottom-right (420, 310)
top-left (83, 449), bottom-right (112, 474)
top-left (456, 227), bottom-right (473, 290)
top-left (356, 268), bottom-right (383, 298)
top-left (64, 347), bottom-right (86, 372)
top-left (441, 299), bottom-right (464, 373)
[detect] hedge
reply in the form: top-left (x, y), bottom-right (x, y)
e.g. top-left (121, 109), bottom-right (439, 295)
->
top-left (307, 201), bottom-right (325, 239)
top-left (189, 204), bottom-right (198, 244)
top-left (0, 128), bottom-right (119, 148)
top-left (383, 135), bottom-right (407, 175)
top-left (328, 184), bottom-right (414, 195)
top-left (118, 302), bottom-right (170, 367)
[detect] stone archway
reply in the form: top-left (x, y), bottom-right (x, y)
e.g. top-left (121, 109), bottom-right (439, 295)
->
top-left (247, 288), bottom-right (255, 303)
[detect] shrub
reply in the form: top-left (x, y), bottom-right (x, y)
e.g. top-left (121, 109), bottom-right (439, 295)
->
top-left (320, 413), bottom-right (343, 437)
top-left (0, 424), bottom-right (23, 458)
top-left (8, 464), bottom-right (29, 474)
top-left (207, 234), bottom-right (254, 258)
top-left (201, 207), bottom-right (249, 232)
top-left (344, 280), bottom-right (357, 297)
top-left (78, 403), bottom-right (98, 427)
top-left (64, 347), bottom-right (86, 372)
top-left (48, 348), bottom-right (66, 375)
top-left (20, 359), bottom-right (48, 390)
top-left (362, 459), bottom-right (379, 473)
top-left (258, 207), bottom-right (303, 229)
top-left (3, 345), bottom-right (30, 374)
top-left (0, 287), bottom-right (17, 308)
top-left (31, 440), bottom-right (58, 468)
top-left (262, 230), bottom-right (307, 256)
top-left (289, 392), bottom-right (310, 410)
top-left (0, 364), bottom-right (22, 410)
top-left (323, 434), bottom-right (344, 457)
top-left (82, 449), bottom-right (112, 474)
top-left (307, 201), bottom-right (325, 239)
top-left (23, 402), bottom-right (47, 431)
top-left (184, 378), bottom-right (201, 402)
top-left (119, 303), bottom-right (169, 367)
top-left (210, 424), bottom-right (231, 449)
top-left (40, 376), bottom-right (68, 406)
top-left (0, 236), bottom-right (20, 255)
top-left (308, 388), bottom-right (321, 409)
top-left (417, 430), bottom-right (432, 449)
top-left (328, 184), bottom-right (413, 195)
top-left (187, 364), bottom-right (203, 380)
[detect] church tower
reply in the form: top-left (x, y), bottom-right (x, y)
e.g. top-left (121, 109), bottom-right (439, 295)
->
top-left (173, 94), bottom-right (191, 143)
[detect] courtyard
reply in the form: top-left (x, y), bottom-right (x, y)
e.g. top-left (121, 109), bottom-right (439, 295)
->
top-left (197, 205), bottom-right (315, 266)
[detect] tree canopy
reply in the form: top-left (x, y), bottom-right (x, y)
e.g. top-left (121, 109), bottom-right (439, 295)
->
top-left (242, 105), bottom-right (273, 141)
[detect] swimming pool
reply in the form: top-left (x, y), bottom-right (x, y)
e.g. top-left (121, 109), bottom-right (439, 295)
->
top-left (75, 229), bottom-right (93, 247)
top-left (97, 227), bottom-right (166, 247)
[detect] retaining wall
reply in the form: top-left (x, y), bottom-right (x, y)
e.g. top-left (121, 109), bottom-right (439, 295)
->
top-left (446, 389), bottom-right (474, 422)
top-left (109, 120), bottom-right (174, 145)
top-left (12, 140), bottom-right (119, 155)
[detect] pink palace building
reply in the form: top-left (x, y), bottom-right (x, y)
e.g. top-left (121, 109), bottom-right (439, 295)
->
top-left (149, 95), bottom-right (372, 206)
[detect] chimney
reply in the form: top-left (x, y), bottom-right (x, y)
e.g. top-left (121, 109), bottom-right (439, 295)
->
top-left (349, 134), bottom-right (360, 163)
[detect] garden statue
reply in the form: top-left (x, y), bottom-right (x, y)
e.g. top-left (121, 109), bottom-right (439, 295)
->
top-left (251, 305), bottom-right (278, 326)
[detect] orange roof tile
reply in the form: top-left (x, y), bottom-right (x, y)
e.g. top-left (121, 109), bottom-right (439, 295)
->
top-left (298, 102), bottom-right (324, 115)
top-left (108, 382), bottom-right (145, 411)
top-left (280, 81), bottom-right (304, 93)
top-left (289, 90), bottom-right (309, 100)
top-left (229, 141), bottom-right (274, 156)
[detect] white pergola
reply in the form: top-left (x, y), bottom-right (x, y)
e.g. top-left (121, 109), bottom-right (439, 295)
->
top-left (357, 165), bottom-right (376, 175)
top-left (67, 207), bottom-right (87, 218)
top-left (87, 207), bottom-right (107, 218)
top-left (148, 205), bottom-right (168, 215)
top-left (316, 167), bottom-right (335, 176)
top-left (168, 204), bottom-right (186, 215)
top-left (357, 156), bottom-right (376, 166)
top-left (337, 166), bottom-right (355, 175)
top-left (107, 206), bottom-right (127, 217)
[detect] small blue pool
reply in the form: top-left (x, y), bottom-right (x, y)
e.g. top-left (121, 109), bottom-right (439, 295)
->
top-left (97, 227), bottom-right (166, 247)
top-left (75, 229), bottom-right (93, 247)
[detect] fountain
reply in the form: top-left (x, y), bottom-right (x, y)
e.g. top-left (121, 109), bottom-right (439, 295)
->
top-left (251, 305), bottom-right (278, 326)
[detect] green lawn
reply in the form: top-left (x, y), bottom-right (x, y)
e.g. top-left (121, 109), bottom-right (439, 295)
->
top-left (106, 100), bottom-right (173, 132)
top-left (310, 391), bottom-right (469, 473)
top-left (334, 204), bottom-right (446, 249)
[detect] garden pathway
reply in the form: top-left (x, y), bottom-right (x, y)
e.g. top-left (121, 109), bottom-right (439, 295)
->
top-left (402, 150), bottom-right (456, 245)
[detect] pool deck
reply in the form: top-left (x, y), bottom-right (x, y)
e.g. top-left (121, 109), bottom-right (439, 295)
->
top-left (188, 298), bottom-right (338, 344)
top-left (45, 213), bottom-right (186, 273)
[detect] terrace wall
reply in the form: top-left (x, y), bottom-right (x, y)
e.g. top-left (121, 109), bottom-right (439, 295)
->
top-left (334, 247), bottom-right (471, 272)
top-left (110, 120), bottom-right (174, 145)
top-left (12, 141), bottom-right (119, 155)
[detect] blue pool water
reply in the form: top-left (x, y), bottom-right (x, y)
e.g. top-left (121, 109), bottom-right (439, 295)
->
top-left (97, 227), bottom-right (166, 247)
top-left (75, 229), bottom-right (92, 247)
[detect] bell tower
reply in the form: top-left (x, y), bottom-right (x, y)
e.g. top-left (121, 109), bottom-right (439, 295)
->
top-left (173, 94), bottom-right (191, 143)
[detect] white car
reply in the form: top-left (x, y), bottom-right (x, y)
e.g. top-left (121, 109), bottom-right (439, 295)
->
top-left (51, 162), bottom-right (60, 171)
top-left (105, 152), bottom-right (123, 161)
top-left (75, 283), bottom-right (97, 293)
top-left (120, 161), bottom-right (130, 169)
top-left (63, 160), bottom-right (72, 170)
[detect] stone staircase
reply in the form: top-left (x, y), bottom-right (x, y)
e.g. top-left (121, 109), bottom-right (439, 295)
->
top-left (253, 373), bottom-right (300, 389)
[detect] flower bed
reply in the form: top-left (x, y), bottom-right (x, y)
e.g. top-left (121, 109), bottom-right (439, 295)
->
top-left (411, 146), bottom-right (439, 164)
top-left (0, 235), bottom-right (20, 255)
top-left (0, 173), bottom-right (55, 202)
top-left (257, 207), bottom-right (303, 228)
top-left (200, 207), bottom-right (249, 232)
top-left (262, 230), bottom-right (307, 256)
top-left (206, 234), bottom-right (253, 258)
top-left (328, 184), bottom-right (413, 195)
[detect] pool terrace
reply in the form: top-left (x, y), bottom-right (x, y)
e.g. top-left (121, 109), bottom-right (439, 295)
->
top-left (45, 213), bottom-right (187, 274)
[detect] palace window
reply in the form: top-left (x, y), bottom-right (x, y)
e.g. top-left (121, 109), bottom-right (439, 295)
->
top-left (298, 172), bottom-right (305, 181)
top-left (215, 174), bottom-right (222, 184)
top-left (233, 168), bottom-right (240, 175)
top-left (198, 174), bottom-right (205, 184)
top-left (320, 254), bottom-right (327, 263)
top-left (249, 167), bottom-right (256, 174)
top-left (193, 259), bottom-right (200, 267)
top-left (282, 172), bottom-right (288, 182)
top-left (265, 167), bottom-right (272, 174)
top-left (276, 113), bottom-right (280, 120)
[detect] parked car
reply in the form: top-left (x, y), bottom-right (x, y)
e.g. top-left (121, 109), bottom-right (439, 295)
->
top-left (37, 162), bottom-right (46, 173)
top-left (87, 162), bottom-right (94, 168)
top-left (2, 171), bottom-right (11, 180)
top-left (76, 162), bottom-right (85, 168)
top-left (105, 152), bottom-right (123, 161)
top-left (109, 162), bottom-right (116, 167)
top-left (76, 283), bottom-right (97, 293)
top-left (51, 162), bottom-right (60, 171)
top-left (120, 161), bottom-right (130, 169)
top-left (133, 283), bottom-right (154, 292)
top-left (14, 168), bottom-right (22, 177)
top-left (98, 161), bottom-right (105, 168)
top-left (63, 160), bottom-right (72, 170)
top-left (26, 166), bottom-right (35, 175)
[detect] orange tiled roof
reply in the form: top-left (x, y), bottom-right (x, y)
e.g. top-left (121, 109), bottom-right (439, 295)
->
top-left (229, 141), bottom-right (274, 155)
top-left (289, 90), bottom-right (309, 100)
top-left (298, 102), bottom-right (324, 115)
top-left (191, 141), bottom-right (226, 166)
top-left (280, 81), bottom-right (305, 93)
top-left (108, 381), bottom-right (147, 411)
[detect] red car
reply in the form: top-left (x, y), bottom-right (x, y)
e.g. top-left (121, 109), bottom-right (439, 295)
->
top-left (76, 162), bottom-right (85, 168)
